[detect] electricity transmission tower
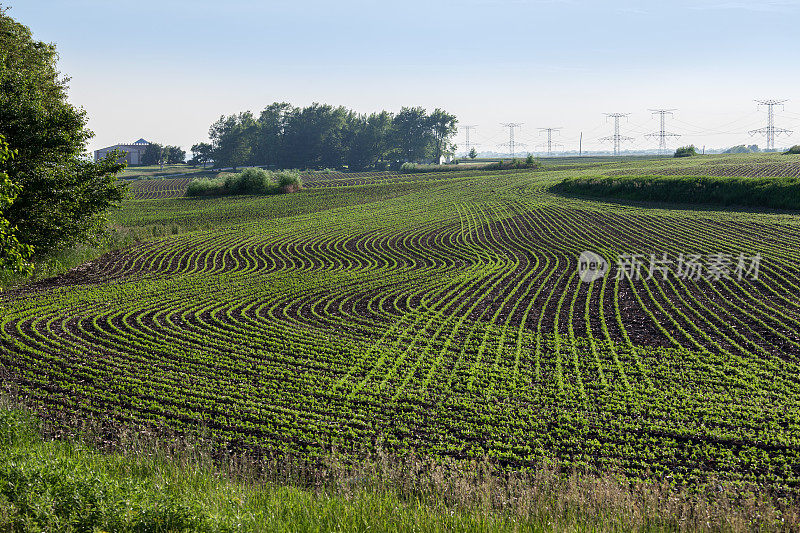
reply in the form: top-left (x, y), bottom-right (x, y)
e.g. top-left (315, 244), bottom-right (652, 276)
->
top-left (600, 113), bottom-right (634, 156)
top-left (645, 109), bottom-right (680, 154)
top-left (499, 123), bottom-right (526, 157)
top-left (461, 125), bottom-right (479, 156)
top-left (749, 100), bottom-right (792, 151)
top-left (537, 127), bottom-right (563, 156)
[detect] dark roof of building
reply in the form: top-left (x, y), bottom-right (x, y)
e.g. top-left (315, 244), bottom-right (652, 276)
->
top-left (132, 138), bottom-right (149, 145)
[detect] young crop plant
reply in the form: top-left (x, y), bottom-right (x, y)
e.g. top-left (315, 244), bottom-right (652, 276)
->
top-left (3, 155), bottom-right (800, 511)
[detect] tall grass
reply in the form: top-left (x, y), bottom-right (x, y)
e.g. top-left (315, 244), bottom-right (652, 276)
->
top-left (552, 175), bottom-right (800, 210)
top-left (187, 168), bottom-right (302, 197)
top-left (0, 399), bottom-right (795, 532)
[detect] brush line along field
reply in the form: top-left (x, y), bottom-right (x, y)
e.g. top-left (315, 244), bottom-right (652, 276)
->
top-left (3, 158), bottom-right (800, 496)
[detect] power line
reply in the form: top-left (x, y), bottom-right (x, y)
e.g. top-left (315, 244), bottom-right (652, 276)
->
top-left (599, 113), bottom-right (634, 155)
top-left (537, 127), bottom-right (563, 156)
top-left (460, 125), bottom-right (479, 155)
top-left (749, 99), bottom-right (792, 151)
top-left (499, 123), bottom-right (526, 157)
top-left (671, 112), bottom-right (761, 135)
top-left (672, 115), bottom-right (764, 136)
top-left (645, 109), bottom-right (680, 154)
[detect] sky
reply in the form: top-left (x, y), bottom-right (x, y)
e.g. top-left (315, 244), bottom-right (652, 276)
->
top-left (7, 0), bottom-right (800, 155)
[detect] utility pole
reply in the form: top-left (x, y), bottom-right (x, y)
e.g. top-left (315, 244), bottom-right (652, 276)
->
top-left (579, 132), bottom-right (583, 157)
top-left (537, 127), bottom-right (563, 156)
top-left (499, 123), bottom-right (525, 157)
top-left (461, 125), bottom-right (479, 157)
top-left (645, 109), bottom-right (680, 154)
top-left (600, 113), bottom-right (634, 156)
top-left (749, 100), bottom-right (792, 151)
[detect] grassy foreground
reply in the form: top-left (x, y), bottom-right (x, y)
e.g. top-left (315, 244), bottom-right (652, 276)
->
top-left (0, 402), bottom-right (795, 532)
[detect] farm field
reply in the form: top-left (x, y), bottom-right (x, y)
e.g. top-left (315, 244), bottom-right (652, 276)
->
top-left (119, 163), bottom-right (210, 180)
top-left (606, 152), bottom-right (800, 178)
top-left (124, 153), bottom-right (800, 201)
top-left (3, 155), bottom-right (800, 499)
top-left (126, 168), bottom-right (531, 200)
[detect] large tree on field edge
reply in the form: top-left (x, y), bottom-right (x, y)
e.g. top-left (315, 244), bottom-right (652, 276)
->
top-left (0, 6), bottom-right (125, 256)
top-left (0, 135), bottom-right (32, 275)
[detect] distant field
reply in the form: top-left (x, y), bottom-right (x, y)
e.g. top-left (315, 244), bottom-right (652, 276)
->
top-left (126, 176), bottom-right (194, 200)
top-left (606, 152), bottom-right (800, 178)
top-left (119, 164), bottom-right (209, 180)
top-left (126, 154), bottom-right (800, 201)
top-left (126, 168), bottom-right (535, 200)
top-left (125, 171), bottom-right (404, 200)
top-left (4, 153), bottom-right (800, 504)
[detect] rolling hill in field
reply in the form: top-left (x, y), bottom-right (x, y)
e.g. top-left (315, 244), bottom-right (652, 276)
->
top-left (4, 154), bottom-right (800, 497)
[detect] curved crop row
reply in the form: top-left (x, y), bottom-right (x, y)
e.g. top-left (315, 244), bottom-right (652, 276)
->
top-left (3, 167), bottom-right (800, 493)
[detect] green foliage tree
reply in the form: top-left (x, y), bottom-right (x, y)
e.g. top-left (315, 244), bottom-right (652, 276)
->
top-left (0, 136), bottom-right (32, 276)
top-left (391, 107), bottom-right (433, 164)
top-left (428, 108), bottom-right (458, 163)
top-left (190, 143), bottom-right (213, 168)
top-left (141, 143), bottom-right (164, 166)
top-left (346, 111), bottom-right (393, 170)
top-left (201, 103), bottom-right (459, 171)
top-left (468, 147), bottom-right (478, 159)
top-left (141, 144), bottom-right (182, 168)
top-left (210, 113), bottom-right (255, 170)
top-left (254, 102), bottom-right (292, 168)
top-left (0, 8), bottom-right (126, 256)
top-left (674, 145), bottom-right (698, 158)
top-left (281, 104), bottom-right (351, 169)
top-left (163, 145), bottom-right (185, 164)
top-left (724, 144), bottom-right (760, 154)
top-left (784, 145), bottom-right (800, 155)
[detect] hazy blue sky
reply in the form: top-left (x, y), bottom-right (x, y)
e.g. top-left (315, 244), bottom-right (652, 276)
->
top-left (8, 0), bottom-right (800, 154)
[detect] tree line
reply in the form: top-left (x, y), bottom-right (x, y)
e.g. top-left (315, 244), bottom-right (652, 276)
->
top-left (142, 144), bottom-right (186, 166)
top-left (195, 103), bottom-right (458, 171)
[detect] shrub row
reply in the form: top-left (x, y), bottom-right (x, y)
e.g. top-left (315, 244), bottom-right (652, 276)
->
top-left (552, 175), bottom-right (800, 210)
top-left (186, 168), bottom-right (302, 197)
